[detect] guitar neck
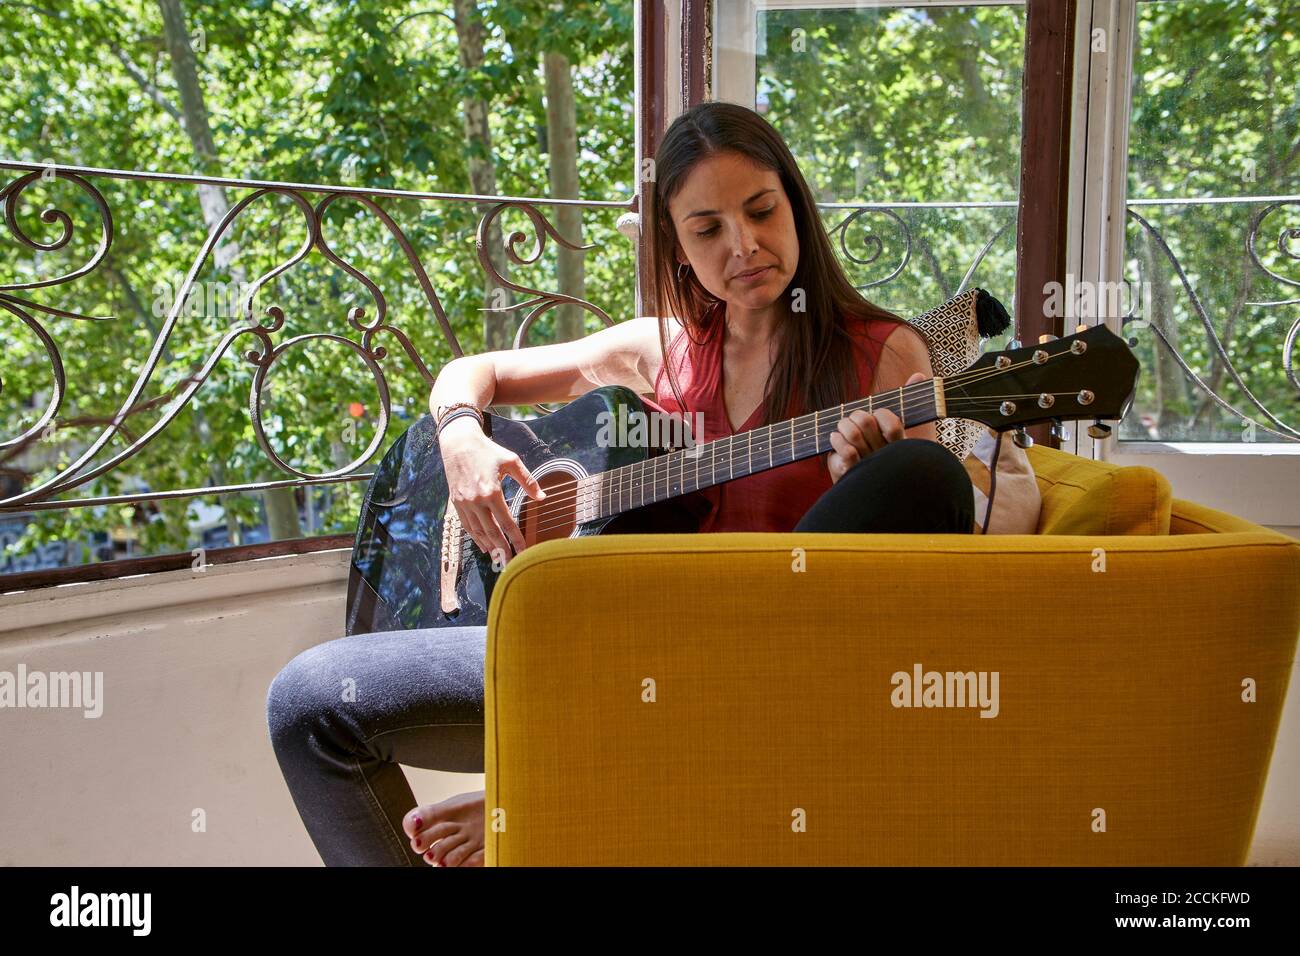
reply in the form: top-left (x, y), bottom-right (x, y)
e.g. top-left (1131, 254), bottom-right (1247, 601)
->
top-left (581, 378), bottom-right (945, 523)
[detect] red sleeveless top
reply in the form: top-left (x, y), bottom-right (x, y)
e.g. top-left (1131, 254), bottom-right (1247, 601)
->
top-left (648, 305), bottom-right (896, 533)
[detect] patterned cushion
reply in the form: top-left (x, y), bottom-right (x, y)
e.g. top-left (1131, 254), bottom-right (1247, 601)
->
top-left (904, 289), bottom-right (1041, 534)
top-left (905, 288), bottom-right (1011, 462)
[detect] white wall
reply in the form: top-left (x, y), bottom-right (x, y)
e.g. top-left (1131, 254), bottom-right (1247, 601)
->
top-left (0, 548), bottom-right (478, 866)
top-left (1, 546), bottom-right (1296, 865)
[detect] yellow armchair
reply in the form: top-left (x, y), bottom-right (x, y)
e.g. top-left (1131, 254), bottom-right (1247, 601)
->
top-left (483, 445), bottom-right (1300, 865)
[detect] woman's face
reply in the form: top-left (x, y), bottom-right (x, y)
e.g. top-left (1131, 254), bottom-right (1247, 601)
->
top-left (667, 150), bottom-right (799, 314)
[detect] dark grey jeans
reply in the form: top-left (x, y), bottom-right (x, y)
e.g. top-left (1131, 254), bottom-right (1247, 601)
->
top-left (266, 438), bottom-right (974, 866)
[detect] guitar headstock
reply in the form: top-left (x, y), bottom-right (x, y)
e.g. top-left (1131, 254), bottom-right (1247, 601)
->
top-left (941, 323), bottom-right (1139, 433)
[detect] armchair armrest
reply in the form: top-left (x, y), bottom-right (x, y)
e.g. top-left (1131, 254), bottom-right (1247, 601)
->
top-left (484, 530), bottom-right (1300, 865)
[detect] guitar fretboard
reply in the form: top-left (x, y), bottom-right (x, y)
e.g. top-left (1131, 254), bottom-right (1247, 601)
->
top-left (577, 379), bottom-right (943, 523)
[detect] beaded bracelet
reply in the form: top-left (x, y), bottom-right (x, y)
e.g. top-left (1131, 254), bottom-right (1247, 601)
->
top-left (434, 401), bottom-right (483, 425)
top-left (436, 406), bottom-right (485, 437)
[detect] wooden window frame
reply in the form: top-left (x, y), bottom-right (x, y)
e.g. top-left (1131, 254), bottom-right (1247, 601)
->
top-left (657, 0), bottom-right (1078, 451)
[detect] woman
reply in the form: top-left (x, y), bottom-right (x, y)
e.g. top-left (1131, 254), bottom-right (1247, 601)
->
top-left (266, 101), bottom-right (974, 867)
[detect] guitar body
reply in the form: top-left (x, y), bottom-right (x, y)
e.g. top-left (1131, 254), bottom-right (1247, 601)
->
top-left (345, 385), bottom-right (710, 634)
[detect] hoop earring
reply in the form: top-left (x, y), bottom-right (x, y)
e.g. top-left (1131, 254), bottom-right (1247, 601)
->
top-left (677, 261), bottom-right (690, 282)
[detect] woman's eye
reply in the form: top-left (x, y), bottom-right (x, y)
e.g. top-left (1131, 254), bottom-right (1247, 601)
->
top-left (695, 207), bottom-right (773, 239)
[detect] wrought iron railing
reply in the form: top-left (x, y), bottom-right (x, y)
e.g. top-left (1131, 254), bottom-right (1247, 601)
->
top-left (1123, 196), bottom-right (1300, 442)
top-left (0, 160), bottom-right (637, 519)
top-left (2, 162), bottom-right (1295, 553)
top-left (822, 199), bottom-right (1018, 303)
top-left (826, 193), bottom-right (1299, 444)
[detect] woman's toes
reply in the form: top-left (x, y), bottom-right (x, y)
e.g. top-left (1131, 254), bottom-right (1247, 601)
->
top-left (428, 832), bottom-right (468, 866)
top-left (463, 848), bottom-right (485, 867)
top-left (442, 838), bottom-right (481, 867)
top-left (404, 806), bottom-right (433, 839)
top-left (410, 821), bottom-right (456, 854)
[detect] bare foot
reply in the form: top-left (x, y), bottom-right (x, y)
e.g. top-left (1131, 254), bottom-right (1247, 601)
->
top-left (403, 790), bottom-right (485, 867)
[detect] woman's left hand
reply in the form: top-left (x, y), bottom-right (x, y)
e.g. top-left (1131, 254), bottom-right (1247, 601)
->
top-left (826, 372), bottom-right (928, 484)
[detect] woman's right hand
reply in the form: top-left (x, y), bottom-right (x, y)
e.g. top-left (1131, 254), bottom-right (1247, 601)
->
top-left (438, 416), bottom-right (547, 567)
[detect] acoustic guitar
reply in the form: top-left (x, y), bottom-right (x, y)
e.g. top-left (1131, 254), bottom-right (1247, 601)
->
top-left (345, 323), bottom-right (1138, 634)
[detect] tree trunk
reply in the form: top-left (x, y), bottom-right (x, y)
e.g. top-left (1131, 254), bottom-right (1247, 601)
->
top-left (264, 486), bottom-right (304, 540)
top-left (1190, 236), bottom-right (1252, 428)
top-left (928, 9), bottom-right (991, 113)
top-left (452, 0), bottom-right (513, 352)
top-left (158, 0), bottom-right (301, 540)
top-left (157, 0), bottom-right (242, 273)
top-left (1127, 61), bottom-right (1192, 439)
top-left (544, 48), bottom-right (585, 343)
top-left (1138, 223), bottom-right (1191, 437)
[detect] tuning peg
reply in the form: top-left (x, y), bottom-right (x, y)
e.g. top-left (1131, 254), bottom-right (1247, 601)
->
top-left (1050, 419), bottom-right (1072, 442)
top-left (1086, 419), bottom-right (1112, 440)
top-left (1011, 427), bottom-right (1033, 449)
top-left (1038, 333), bottom-right (1059, 344)
top-left (1006, 338), bottom-right (1022, 350)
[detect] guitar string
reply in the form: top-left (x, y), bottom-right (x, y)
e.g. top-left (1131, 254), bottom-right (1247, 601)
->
top-left (518, 356), bottom-right (1016, 516)
top-left (500, 349), bottom-right (1076, 533)
top-left (457, 368), bottom-right (1088, 548)
top-left (462, 381), bottom-right (949, 547)
top-left (457, 390), bottom-right (1081, 551)
top-left (457, 402), bottom-right (1076, 553)
top-left (460, 389), bottom-right (1079, 549)
top-left (449, 348), bottom-right (1092, 549)
top-left (509, 392), bottom-right (1078, 542)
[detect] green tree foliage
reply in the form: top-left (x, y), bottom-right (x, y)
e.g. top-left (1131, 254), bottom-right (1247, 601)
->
top-left (0, 0), bottom-right (634, 568)
top-left (757, 3), bottom-right (1025, 315)
top-left (1123, 0), bottom-right (1299, 439)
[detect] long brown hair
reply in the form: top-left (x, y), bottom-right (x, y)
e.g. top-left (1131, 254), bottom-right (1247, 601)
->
top-left (649, 101), bottom-right (910, 426)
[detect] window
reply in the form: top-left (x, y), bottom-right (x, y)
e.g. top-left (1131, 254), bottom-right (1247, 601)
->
top-left (1070, 0), bottom-right (1300, 532)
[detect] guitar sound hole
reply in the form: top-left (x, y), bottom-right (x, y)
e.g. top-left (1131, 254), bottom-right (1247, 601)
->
top-left (518, 470), bottom-right (579, 545)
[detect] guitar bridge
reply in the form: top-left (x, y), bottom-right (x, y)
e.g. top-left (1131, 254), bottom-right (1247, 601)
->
top-left (440, 503), bottom-right (462, 615)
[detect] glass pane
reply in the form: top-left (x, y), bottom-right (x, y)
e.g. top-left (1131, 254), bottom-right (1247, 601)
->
top-left (1121, 0), bottom-right (1300, 443)
top-left (732, 1), bottom-right (1026, 324)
